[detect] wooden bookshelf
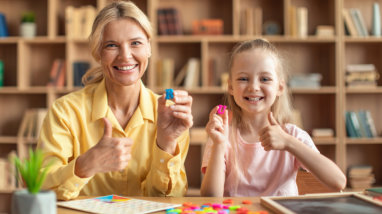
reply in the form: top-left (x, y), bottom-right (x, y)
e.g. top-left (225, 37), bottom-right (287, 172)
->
top-left (0, 0), bottom-right (382, 201)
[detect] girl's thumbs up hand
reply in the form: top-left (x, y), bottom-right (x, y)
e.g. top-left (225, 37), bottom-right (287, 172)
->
top-left (259, 112), bottom-right (291, 151)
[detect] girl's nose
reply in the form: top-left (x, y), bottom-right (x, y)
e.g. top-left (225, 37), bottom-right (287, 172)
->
top-left (249, 79), bottom-right (260, 91)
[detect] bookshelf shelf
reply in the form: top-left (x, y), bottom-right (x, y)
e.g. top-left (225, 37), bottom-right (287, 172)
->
top-left (0, 0), bottom-right (381, 203)
top-left (0, 136), bottom-right (18, 144)
top-left (313, 137), bottom-right (337, 145)
top-left (346, 137), bottom-right (382, 144)
top-left (346, 87), bottom-right (382, 94)
top-left (291, 87), bottom-right (337, 94)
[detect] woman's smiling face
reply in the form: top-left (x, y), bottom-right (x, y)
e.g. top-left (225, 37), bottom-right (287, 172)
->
top-left (100, 18), bottom-right (151, 86)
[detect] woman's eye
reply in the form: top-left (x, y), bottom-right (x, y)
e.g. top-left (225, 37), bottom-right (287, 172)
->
top-left (105, 44), bottom-right (117, 48)
top-left (131, 41), bottom-right (142, 46)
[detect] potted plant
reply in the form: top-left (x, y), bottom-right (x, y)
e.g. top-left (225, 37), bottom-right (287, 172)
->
top-left (20, 12), bottom-right (36, 38)
top-left (11, 149), bottom-right (56, 214)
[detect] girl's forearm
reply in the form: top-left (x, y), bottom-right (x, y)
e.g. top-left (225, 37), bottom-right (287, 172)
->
top-left (200, 143), bottom-right (226, 196)
top-left (286, 136), bottom-right (347, 191)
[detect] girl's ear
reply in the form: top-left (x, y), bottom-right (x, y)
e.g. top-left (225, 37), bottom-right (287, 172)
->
top-left (277, 79), bottom-right (285, 96)
top-left (228, 79), bottom-right (234, 95)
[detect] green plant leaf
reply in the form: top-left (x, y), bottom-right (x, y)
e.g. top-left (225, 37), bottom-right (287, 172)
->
top-left (13, 148), bottom-right (51, 194)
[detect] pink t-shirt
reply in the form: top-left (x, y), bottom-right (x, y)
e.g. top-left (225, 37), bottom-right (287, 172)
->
top-left (201, 123), bottom-right (319, 197)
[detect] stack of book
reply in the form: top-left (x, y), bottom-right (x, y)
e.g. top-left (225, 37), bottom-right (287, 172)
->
top-left (288, 73), bottom-right (322, 89)
top-left (345, 110), bottom-right (377, 138)
top-left (348, 165), bottom-right (375, 191)
top-left (345, 64), bottom-right (379, 88)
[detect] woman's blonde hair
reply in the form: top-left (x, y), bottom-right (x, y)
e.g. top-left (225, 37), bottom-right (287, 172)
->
top-left (82, 1), bottom-right (153, 85)
top-left (226, 39), bottom-right (294, 128)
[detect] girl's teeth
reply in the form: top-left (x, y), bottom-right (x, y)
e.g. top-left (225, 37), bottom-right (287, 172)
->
top-left (248, 97), bottom-right (261, 101)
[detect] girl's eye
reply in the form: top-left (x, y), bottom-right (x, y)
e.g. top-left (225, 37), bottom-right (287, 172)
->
top-left (238, 77), bottom-right (248, 81)
top-left (261, 77), bottom-right (271, 82)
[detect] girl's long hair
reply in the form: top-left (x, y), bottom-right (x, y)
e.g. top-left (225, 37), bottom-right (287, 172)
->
top-left (225, 39), bottom-right (294, 195)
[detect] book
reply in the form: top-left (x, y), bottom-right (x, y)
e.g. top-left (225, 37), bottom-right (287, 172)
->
top-left (184, 58), bottom-right (200, 88)
top-left (65, 6), bottom-right (75, 38)
top-left (372, 3), bottom-right (381, 37)
top-left (0, 13), bottom-right (9, 37)
top-left (357, 110), bottom-right (373, 138)
top-left (81, 6), bottom-right (97, 38)
top-left (312, 128), bottom-right (334, 138)
top-left (254, 7), bottom-right (263, 35)
top-left (365, 187), bottom-right (382, 197)
top-left (174, 61), bottom-right (188, 86)
top-left (157, 9), bottom-right (168, 35)
top-left (345, 111), bottom-right (359, 138)
top-left (350, 8), bottom-right (369, 37)
top-left (244, 8), bottom-right (254, 35)
top-left (289, 5), bottom-right (297, 36)
top-left (348, 165), bottom-right (373, 177)
top-left (207, 58), bottom-right (217, 86)
top-left (73, 61), bottom-right (90, 87)
top-left (296, 7), bottom-right (308, 38)
top-left (156, 58), bottom-right (174, 88)
top-left (165, 8), bottom-right (182, 35)
top-left (365, 110), bottom-right (378, 137)
top-left (47, 59), bottom-right (66, 87)
top-left (346, 64), bottom-right (376, 72)
top-left (288, 73), bottom-right (322, 89)
top-left (0, 60), bottom-right (3, 87)
top-left (316, 25), bottom-right (334, 37)
top-left (342, 9), bottom-right (358, 37)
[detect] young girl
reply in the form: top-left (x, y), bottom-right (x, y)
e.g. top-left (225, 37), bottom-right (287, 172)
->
top-left (200, 39), bottom-right (346, 197)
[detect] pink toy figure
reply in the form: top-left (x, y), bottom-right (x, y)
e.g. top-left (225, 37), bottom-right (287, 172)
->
top-left (217, 105), bottom-right (227, 115)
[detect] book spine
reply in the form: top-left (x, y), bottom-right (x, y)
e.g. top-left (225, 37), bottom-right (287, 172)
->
top-left (372, 3), bottom-right (381, 36)
top-left (0, 60), bottom-right (3, 87)
top-left (0, 13), bottom-right (9, 37)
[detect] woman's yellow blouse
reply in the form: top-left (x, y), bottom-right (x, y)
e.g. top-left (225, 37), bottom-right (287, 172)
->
top-left (37, 79), bottom-right (189, 200)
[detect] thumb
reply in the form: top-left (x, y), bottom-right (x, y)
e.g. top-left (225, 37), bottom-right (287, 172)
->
top-left (268, 112), bottom-right (278, 126)
top-left (102, 117), bottom-right (112, 138)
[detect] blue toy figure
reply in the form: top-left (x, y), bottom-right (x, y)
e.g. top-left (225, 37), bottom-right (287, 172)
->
top-left (165, 88), bottom-right (174, 100)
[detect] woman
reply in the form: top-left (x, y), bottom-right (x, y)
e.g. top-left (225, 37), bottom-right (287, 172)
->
top-left (37, 1), bottom-right (193, 200)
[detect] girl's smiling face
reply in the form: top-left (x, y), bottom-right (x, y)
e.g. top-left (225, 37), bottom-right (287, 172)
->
top-left (100, 18), bottom-right (151, 86)
top-left (228, 49), bottom-right (284, 117)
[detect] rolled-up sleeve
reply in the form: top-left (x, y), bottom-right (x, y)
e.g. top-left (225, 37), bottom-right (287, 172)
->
top-left (37, 101), bottom-right (91, 200)
top-left (142, 130), bottom-right (189, 196)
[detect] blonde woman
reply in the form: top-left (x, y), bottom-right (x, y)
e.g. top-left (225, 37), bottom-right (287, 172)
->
top-left (38, 1), bottom-right (192, 200)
